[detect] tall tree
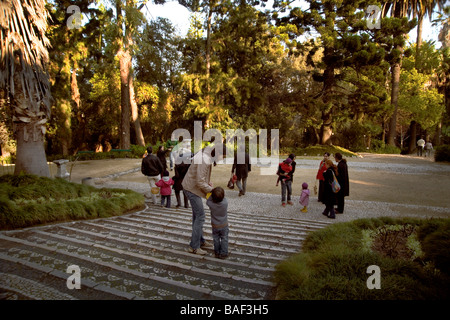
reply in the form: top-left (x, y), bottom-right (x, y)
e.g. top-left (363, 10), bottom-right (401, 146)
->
top-left (0, 0), bottom-right (53, 176)
top-left (114, 0), bottom-right (146, 149)
top-left (276, 0), bottom-right (388, 145)
top-left (413, 0), bottom-right (445, 65)
top-left (380, 0), bottom-right (418, 146)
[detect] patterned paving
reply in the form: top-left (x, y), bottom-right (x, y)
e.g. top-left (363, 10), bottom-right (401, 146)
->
top-left (0, 204), bottom-right (330, 300)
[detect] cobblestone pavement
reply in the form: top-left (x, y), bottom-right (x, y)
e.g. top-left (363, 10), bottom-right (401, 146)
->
top-left (0, 203), bottom-right (330, 300)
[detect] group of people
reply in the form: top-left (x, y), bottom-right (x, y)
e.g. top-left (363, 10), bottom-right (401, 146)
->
top-left (315, 152), bottom-right (350, 219)
top-left (142, 144), bottom-right (229, 259)
top-left (141, 143), bottom-right (350, 259)
top-left (275, 152), bottom-right (349, 219)
top-left (416, 137), bottom-right (434, 157)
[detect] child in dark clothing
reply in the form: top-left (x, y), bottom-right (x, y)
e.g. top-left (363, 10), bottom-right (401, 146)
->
top-left (206, 187), bottom-right (229, 259)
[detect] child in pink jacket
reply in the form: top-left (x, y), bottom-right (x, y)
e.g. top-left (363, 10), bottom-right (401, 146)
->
top-left (156, 171), bottom-right (175, 208)
top-left (299, 182), bottom-right (310, 213)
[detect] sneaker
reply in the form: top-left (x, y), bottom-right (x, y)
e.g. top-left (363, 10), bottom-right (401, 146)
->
top-left (188, 247), bottom-right (207, 255)
top-left (301, 208), bottom-right (307, 213)
top-left (287, 201), bottom-right (293, 205)
top-left (218, 254), bottom-right (228, 260)
top-left (201, 241), bottom-right (213, 248)
top-left (282, 203), bottom-right (286, 207)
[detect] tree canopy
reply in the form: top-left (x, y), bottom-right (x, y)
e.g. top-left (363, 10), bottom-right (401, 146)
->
top-left (1, 0), bottom-right (449, 168)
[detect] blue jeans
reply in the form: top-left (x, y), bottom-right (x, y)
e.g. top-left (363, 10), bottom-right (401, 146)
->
top-left (161, 195), bottom-right (171, 208)
top-left (281, 179), bottom-right (292, 202)
top-left (212, 227), bottom-right (229, 256)
top-left (184, 190), bottom-right (205, 249)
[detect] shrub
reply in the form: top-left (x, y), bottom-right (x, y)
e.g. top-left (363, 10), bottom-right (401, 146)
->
top-left (434, 145), bottom-right (450, 162)
top-left (0, 174), bottom-right (145, 230)
top-left (275, 217), bottom-right (450, 300)
top-left (370, 139), bottom-right (401, 154)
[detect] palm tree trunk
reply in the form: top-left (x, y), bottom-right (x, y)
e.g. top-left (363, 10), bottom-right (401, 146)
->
top-left (14, 121), bottom-right (49, 177)
top-left (415, 13), bottom-right (424, 70)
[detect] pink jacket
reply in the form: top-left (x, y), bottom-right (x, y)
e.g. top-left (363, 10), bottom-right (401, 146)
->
top-left (299, 189), bottom-right (310, 206)
top-left (156, 177), bottom-right (174, 196)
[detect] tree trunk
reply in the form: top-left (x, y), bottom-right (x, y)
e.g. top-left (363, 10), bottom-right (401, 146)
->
top-left (129, 75), bottom-right (145, 146)
top-left (205, 3), bottom-right (213, 112)
top-left (118, 51), bottom-right (131, 150)
top-left (407, 120), bottom-right (417, 154)
top-left (387, 57), bottom-right (402, 146)
top-left (14, 122), bottom-right (49, 177)
top-left (320, 58), bottom-right (334, 145)
top-left (415, 13), bottom-right (424, 70)
top-left (116, 0), bottom-right (130, 150)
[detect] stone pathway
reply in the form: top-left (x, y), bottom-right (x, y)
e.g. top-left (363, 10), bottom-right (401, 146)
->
top-left (0, 203), bottom-right (330, 300)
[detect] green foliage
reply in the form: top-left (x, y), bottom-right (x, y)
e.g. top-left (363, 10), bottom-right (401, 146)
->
top-left (275, 218), bottom-right (450, 300)
top-left (398, 67), bottom-right (444, 130)
top-left (33, 0), bottom-right (449, 157)
top-left (0, 174), bottom-right (144, 230)
top-left (434, 145), bottom-right (450, 162)
top-left (370, 139), bottom-right (402, 154)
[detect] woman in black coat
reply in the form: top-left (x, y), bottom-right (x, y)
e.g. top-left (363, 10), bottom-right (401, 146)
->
top-left (322, 159), bottom-right (338, 219)
top-left (334, 153), bottom-right (349, 214)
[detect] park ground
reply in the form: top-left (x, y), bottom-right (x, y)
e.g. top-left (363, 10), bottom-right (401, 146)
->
top-left (64, 152), bottom-right (450, 220)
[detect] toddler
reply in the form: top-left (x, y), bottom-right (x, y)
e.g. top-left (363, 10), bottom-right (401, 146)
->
top-left (156, 170), bottom-right (174, 207)
top-left (299, 182), bottom-right (310, 213)
top-left (206, 187), bottom-right (229, 259)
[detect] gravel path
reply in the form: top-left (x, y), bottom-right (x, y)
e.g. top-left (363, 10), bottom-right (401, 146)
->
top-left (96, 163), bottom-right (450, 223)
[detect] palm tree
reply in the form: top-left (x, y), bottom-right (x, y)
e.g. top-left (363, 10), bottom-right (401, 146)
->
top-left (380, 0), bottom-right (420, 147)
top-left (414, 0), bottom-right (445, 64)
top-left (0, 0), bottom-right (52, 176)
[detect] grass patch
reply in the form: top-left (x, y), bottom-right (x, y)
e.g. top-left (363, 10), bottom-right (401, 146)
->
top-left (274, 217), bottom-right (450, 300)
top-left (0, 174), bottom-right (145, 230)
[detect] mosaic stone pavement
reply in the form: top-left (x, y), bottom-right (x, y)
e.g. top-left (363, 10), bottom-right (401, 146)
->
top-left (0, 204), bottom-right (330, 300)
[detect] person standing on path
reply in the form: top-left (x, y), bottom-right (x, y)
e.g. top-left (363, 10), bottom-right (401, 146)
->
top-left (277, 157), bottom-right (293, 207)
top-left (334, 153), bottom-right (349, 214)
top-left (182, 144), bottom-right (224, 255)
top-left (417, 137), bottom-right (425, 156)
top-left (173, 160), bottom-right (190, 208)
top-left (322, 159), bottom-right (338, 219)
top-left (425, 140), bottom-right (433, 157)
top-left (141, 146), bottom-right (164, 205)
top-left (231, 151), bottom-right (251, 196)
top-left (157, 145), bottom-right (169, 171)
top-left (316, 152), bottom-right (330, 203)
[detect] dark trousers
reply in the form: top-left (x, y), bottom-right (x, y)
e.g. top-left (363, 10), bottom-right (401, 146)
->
top-left (175, 190), bottom-right (189, 208)
top-left (336, 192), bottom-right (345, 213)
top-left (161, 195), bottom-right (171, 208)
top-left (323, 203), bottom-right (335, 218)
